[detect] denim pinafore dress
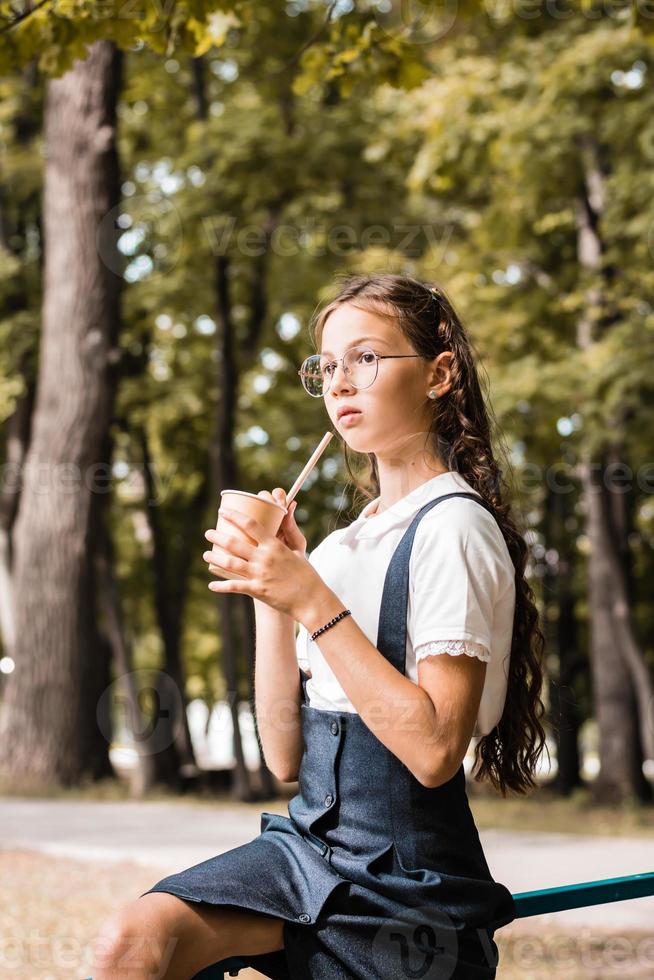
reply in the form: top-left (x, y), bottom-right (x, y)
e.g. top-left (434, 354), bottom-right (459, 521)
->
top-left (141, 492), bottom-right (516, 979)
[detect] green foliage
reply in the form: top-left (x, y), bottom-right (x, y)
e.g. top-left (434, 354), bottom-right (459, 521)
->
top-left (2, 0), bottom-right (654, 720)
top-left (0, 0), bottom-right (246, 74)
top-left (0, 68), bottom-right (42, 420)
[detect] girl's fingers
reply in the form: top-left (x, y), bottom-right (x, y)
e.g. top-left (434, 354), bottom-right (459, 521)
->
top-left (206, 545), bottom-right (249, 577)
top-left (203, 534), bottom-right (252, 563)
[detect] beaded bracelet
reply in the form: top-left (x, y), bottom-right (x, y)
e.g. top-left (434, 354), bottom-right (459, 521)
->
top-left (310, 608), bottom-right (351, 642)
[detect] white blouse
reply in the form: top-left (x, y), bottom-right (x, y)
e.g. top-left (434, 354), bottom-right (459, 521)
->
top-left (295, 471), bottom-right (516, 738)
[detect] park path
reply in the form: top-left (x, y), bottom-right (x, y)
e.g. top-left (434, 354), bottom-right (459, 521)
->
top-left (3, 797), bottom-right (653, 930)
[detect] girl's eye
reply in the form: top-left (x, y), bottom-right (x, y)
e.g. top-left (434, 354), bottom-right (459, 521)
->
top-left (360, 352), bottom-right (375, 364)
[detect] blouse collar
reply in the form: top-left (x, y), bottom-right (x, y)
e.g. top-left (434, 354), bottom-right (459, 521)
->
top-left (338, 470), bottom-right (478, 545)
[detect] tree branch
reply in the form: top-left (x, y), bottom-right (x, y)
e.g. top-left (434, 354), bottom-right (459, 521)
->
top-left (0, 0), bottom-right (51, 35)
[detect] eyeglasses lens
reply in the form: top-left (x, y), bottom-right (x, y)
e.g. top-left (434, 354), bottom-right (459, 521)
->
top-left (300, 347), bottom-right (377, 396)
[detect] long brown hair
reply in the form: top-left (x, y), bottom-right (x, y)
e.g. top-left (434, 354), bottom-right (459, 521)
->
top-left (309, 272), bottom-right (549, 797)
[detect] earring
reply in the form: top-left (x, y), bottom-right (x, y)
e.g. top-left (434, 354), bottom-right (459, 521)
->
top-left (428, 390), bottom-right (437, 399)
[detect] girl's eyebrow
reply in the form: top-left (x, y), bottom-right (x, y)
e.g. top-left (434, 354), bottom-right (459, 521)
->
top-left (320, 336), bottom-right (388, 356)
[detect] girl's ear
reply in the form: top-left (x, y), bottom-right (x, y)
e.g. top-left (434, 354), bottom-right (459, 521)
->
top-left (428, 350), bottom-right (454, 394)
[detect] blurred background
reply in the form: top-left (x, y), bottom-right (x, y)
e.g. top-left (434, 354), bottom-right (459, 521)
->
top-left (1, 1), bottom-right (654, 977)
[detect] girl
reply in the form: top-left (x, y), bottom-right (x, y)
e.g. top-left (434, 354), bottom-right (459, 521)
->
top-left (91, 273), bottom-right (547, 980)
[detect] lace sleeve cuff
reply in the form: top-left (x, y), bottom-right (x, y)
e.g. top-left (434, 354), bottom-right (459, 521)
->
top-left (414, 638), bottom-right (491, 663)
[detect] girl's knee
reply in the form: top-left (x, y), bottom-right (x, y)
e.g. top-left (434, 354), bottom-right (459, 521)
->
top-left (91, 896), bottom-right (181, 978)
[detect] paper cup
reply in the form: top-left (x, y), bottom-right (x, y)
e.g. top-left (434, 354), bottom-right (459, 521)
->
top-left (208, 490), bottom-right (288, 580)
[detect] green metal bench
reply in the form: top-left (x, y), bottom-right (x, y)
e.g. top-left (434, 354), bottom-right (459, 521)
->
top-left (186, 872), bottom-right (654, 979)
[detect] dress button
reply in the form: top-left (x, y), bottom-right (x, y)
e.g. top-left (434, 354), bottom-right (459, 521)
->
top-left (324, 794), bottom-right (333, 807)
top-left (330, 721), bottom-right (339, 735)
top-left (298, 912), bottom-right (311, 923)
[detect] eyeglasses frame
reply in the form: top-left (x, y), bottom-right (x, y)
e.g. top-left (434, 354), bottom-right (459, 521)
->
top-left (297, 345), bottom-right (424, 398)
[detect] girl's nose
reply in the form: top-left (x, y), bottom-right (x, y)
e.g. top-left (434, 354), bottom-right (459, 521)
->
top-left (329, 361), bottom-right (355, 394)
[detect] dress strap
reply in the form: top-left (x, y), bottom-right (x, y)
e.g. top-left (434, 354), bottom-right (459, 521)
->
top-left (375, 492), bottom-right (498, 676)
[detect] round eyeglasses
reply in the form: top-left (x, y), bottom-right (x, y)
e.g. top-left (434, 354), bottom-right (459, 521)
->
top-left (298, 345), bottom-right (423, 398)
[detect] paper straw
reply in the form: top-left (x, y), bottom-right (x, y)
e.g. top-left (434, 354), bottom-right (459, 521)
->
top-left (285, 431), bottom-right (334, 505)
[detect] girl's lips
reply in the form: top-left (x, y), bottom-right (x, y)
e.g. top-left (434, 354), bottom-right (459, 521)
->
top-left (339, 410), bottom-right (362, 425)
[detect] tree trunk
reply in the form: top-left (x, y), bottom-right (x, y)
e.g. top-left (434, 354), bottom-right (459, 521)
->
top-left (545, 481), bottom-right (584, 795)
top-left (210, 254), bottom-right (255, 801)
top-left (580, 450), bottom-right (650, 802)
top-left (574, 133), bottom-right (654, 801)
top-left (188, 55), bottom-right (254, 800)
top-left (191, 55), bottom-right (290, 799)
top-left (0, 40), bottom-right (123, 788)
top-left (95, 464), bottom-right (161, 797)
top-left (193, 55), bottom-right (277, 799)
top-left (138, 425), bottom-right (203, 789)
top-left (79, 460), bottom-right (115, 782)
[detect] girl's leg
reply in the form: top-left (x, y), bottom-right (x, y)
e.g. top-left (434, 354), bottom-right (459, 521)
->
top-left (91, 892), bottom-right (286, 980)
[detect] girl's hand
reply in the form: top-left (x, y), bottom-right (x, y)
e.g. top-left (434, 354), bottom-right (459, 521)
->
top-left (202, 505), bottom-right (326, 621)
top-left (256, 488), bottom-right (307, 557)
